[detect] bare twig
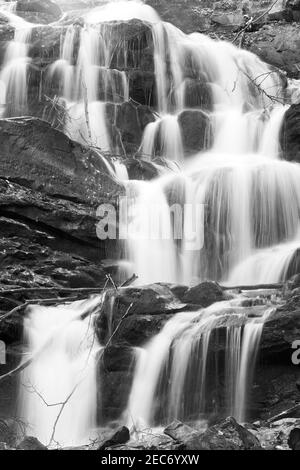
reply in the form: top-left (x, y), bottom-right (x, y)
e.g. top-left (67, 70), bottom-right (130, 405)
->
top-left (103, 302), bottom-right (134, 350)
top-left (233, 0), bottom-right (280, 45)
top-left (121, 274), bottom-right (138, 287)
top-left (222, 282), bottom-right (283, 291)
top-left (81, 78), bottom-right (92, 144)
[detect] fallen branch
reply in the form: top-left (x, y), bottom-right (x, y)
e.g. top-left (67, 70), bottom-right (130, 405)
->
top-left (241, 69), bottom-right (285, 105)
top-left (221, 283), bottom-right (283, 291)
top-left (0, 356), bottom-right (34, 383)
top-left (0, 286), bottom-right (106, 296)
top-left (121, 274), bottom-right (138, 287)
top-left (104, 302), bottom-right (134, 350)
top-left (267, 403), bottom-right (300, 424)
top-left (82, 78), bottom-right (92, 144)
top-left (0, 296), bottom-right (78, 324)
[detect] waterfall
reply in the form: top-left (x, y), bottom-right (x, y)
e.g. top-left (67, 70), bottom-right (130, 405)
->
top-left (0, 0), bottom-right (299, 444)
top-left (231, 308), bottom-right (273, 422)
top-left (227, 232), bottom-right (300, 285)
top-left (127, 296), bottom-right (274, 427)
top-left (0, 14), bottom-right (31, 117)
top-left (124, 178), bottom-right (178, 284)
top-left (121, 6), bottom-right (295, 285)
top-left (226, 307), bottom-right (274, 422)
top-left (19, 297), bottom-right (102, 448)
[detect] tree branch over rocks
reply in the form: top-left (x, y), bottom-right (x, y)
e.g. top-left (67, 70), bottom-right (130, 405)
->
top-left (233, 0), bottom-right (281, 46)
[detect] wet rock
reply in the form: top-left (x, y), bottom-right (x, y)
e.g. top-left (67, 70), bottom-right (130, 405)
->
top-left (178, 110), bottom-right (212, 156)
top-left (280, 104), bottom-right (300, 163)
top-left (16, 0), bottom-right (62, 24)
top-left (248, 24), bottom-right (300, 78)
top-left (288, 427), bottom-right (300, 449)
top-left (0, 419), bottom-right (16, 447)
top-left (164, 420), bottom-right (199, 442)
top-left (0, 442), bottom-right (9, 450)
top-left (100, 312), bottom-right (170, 348)
top-left (96, 284), bottom-right (186, 345)
top-left (286, 0), bottom-right (300, 21)
top-left (183, 281), bottom-right (225, 306)
top-left (260, 307), bottom-right (300, 358)
top-left (184, 417), bottom-right (261, 450)
top-left (98, 426), bottom-right (130, 450)
top-left (126, 158), bottom-right (161, 180)
top-left (129, 70), bottom-right (156, 107)
top-left (99, 346), bottom-right (136, 421)
top-left (106, 283), bottom-right (186, 317)
top-left (17, 436), bottom-right (47, 450)
top-left (211, 12), bottom-right (243, 27)
top-left (249, 418), bottom-right (300, 449)
top-left (106, 101), bottom-right (155, 155)
top-left (0, 117), bottom-right (121, 204)
top-left (165, 417), bottom-right (261, 450)
top-left (111, 434), bottom-right (182, 451)
top-left (183, 78), bottom-right (212, 110)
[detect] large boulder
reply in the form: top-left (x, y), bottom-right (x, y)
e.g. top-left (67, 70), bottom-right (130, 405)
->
top-left (98, 345), bottom-right (136, 421)
top-left (98, 426), bottom-right (130, 450)
top-left (0, 117), bottom-right (121, 204)
top-left (96, 283), bottom-right (187, 344)
top-left (185, 417), bottom-right (261, 450)
top-left (165, 417), bottom-right (261, 450)
top-left (183, 281), bottom-right (226, 306)
top-left (280, 104), bottom-right (300, 163)
top-left (248, 24), bottom-right (300, 78)
top-left (286, 0), bottom-right (300, 21)
top-left (288, 428), bottom-right (300, 450)
top-left (106, 101), bottom-right (155, 155)
top-left (178, 110), bottom-right (212, 156)
top-left (16, 0), bottom-right (63, 24)
top-left (17, 436), bottom-right (47, 450)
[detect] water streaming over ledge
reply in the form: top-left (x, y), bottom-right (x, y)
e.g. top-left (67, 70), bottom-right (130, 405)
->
top-left (127, 295), bottom-right (275, 428)
top-left (19, 297), bottom-right (102, 447)
top-left (0, 0), bottom-right (299, 444)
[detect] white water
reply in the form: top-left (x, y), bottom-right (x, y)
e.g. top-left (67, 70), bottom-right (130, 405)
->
top-left (127, 296), bottom-right (275, 427)
top-left (0, 0), bottom-right (299, 442)
top-left (0, 13), bottom-right (31, 117)
top-left (228, 232), bottom-right (300, 285)
top-left (19, 297), bottom-right (102, 447)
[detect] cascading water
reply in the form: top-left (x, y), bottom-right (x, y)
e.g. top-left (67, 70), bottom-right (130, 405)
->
top-left (0, 12), bottom-right (32, 117)
top-left (127, 295), bottom-right (276, 428)
top-left (0, 0), bottom-right (299, 444)
top-left (19, 297), bottom-right (102, 447)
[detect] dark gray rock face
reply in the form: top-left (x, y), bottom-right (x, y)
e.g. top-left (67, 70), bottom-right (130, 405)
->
top-left (183, 281), bottom-right (225, 306)
top-left (106, 101), bottom-right (155, 155)
top-left (0, 117), bottom-right (121, 204)
top-left (0, 117), bottom-right (124, 419)
top-left (280, 104), bottom-right (300, 163)
top-left (98, 426), bottom-right (130, 450)
top-left (178, 110), bottom-right (212, 156)
top-left (0, 117), bottom-right (122, 297)
top-left (286, 0), bottom-right (300, 21)
top-left (0, 117), bottom-right (123, 298)
top-left (288, 427), bottom-right (300, 450)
